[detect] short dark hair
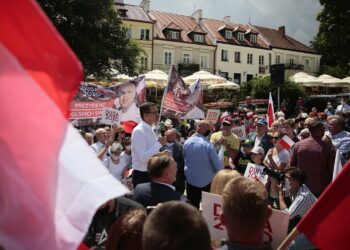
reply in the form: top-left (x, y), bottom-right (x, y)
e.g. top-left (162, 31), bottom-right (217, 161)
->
top-left (285, 167), bottom-right (307, 185)
top-left (143, 201), bottom-right (211, 250)
top-left (147, 151), bottom-right (171, 179)
top-left (140, 102), bottom-right (157, 120)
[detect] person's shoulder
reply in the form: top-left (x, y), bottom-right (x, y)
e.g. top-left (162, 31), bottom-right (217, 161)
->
top-left (116, 196), bottom-right (144, 210)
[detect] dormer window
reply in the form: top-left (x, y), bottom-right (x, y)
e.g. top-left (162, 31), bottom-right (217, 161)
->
top-left (225, 30), bottom-right (233, 39)
top-left (250, 34), bottom-right (257, 43)
top-left (237, 32), bottom-right (244, 41)
top-left (194, 34), bottom-right (204, 43)
top-left (167, 30), bottom-right (180, 39)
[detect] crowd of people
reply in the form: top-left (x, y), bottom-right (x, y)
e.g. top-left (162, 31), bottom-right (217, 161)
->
top-left (75, 96), bottom-right (350, 250)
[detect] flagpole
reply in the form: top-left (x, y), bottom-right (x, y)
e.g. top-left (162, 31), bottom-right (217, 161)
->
top-left (277, 227), bottom-right (300, 250)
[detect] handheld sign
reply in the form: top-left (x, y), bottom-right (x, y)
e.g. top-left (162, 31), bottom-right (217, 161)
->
top-left (206, 109), bottom-right (220, 124)
top-left (101, 108), bottom-right (121, 125)
top-left (244, 163), bottom-right (268, 185)
top-left (201, 192), bottom-right (227, 241)
top-left (232, 125), bottom-right (247, 140)
top-left (201, 191), bottom-right (289, 249)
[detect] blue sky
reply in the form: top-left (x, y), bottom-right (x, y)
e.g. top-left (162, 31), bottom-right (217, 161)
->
top-left (124, 0), bottom-right (322, 46)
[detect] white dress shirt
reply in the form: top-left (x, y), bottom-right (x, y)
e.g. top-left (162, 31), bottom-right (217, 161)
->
top-left (131, 121), bottom-right (162, 171)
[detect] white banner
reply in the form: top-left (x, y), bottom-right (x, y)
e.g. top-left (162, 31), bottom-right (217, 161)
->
top-left (232, 125), bottom-right (246, 140)
top-left (206, 109), bottom-right (220, 124)
top-left (101, 108), bottom-right (121, 125)
top-left (201, 191), bottom-right (289, 249)
top-left (244, 163), bottom-right (268, 185)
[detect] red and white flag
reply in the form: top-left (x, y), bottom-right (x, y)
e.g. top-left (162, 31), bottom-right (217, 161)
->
top-left (297, 159), bottom-right (350, 249)
top-left (161, 65), bottom-right (201, 119)
top-left (219, 111), bottom-right (230, 122)
top-left (0, 1), bottom-right (128, 250)
top-left (267, 92), bottom-right (275, 127)
top-left (277, 135), bottom-right (295, 150)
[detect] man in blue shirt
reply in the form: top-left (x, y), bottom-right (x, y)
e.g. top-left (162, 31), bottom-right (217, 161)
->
top-left (183, 120), bottom-right (222, 208)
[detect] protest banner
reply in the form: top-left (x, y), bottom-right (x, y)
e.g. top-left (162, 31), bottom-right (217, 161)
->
top-left (101, 108), bottom-right (121, 125)
top-left (232, 125), bottom-right (247, 140)
top-left (206, 109), bottom-right (220, 124)
top-left (244, 163), bottom-right (268, 185)
top-left (202, 192), bottom-right (289, 249)
top-left (161, 65), bottom-right (201, 119)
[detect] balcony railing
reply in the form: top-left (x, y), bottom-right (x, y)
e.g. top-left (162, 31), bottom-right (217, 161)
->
top-left (285, 63), bottom-right (304, 70)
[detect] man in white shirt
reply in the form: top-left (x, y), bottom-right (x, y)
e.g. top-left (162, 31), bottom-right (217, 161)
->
top-left (131, 102), bottom-right (167, 187)
top-left (336, 96), bottom-right (350, 114)
top-left (91, 128), bottom-right (110, 160)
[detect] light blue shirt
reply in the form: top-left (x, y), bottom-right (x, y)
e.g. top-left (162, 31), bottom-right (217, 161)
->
top-left (183, 133), bottom-right (222, 187)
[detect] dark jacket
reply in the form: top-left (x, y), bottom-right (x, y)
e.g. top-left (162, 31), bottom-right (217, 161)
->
top-left (160, 141), bottom-right (186, 193)
top-left (248, 132), bottom-right (274, 156)
top-left (133, 181), bottom-right (188, 207)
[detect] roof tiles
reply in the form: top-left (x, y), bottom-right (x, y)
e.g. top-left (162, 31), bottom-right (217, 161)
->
top-left (115, 3), bottom-right (153, 23)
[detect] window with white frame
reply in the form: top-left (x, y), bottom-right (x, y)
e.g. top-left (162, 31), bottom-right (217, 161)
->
top-left (220, 72), bottom-right (229, 79)
top-left (164, 51), bottom-right (173, 65)
top-left (200, 54), bottom-right (208, 68)
top-left (234, 51), bottom-right (241, 63)
top-left (221, 50), bottom-right (228, 61)
top-left (126, 28), bottom-right (132, 39)
top-left (259, 55), bottom-right (264, 65)
top-left (237, 32), bottom-right (244, 41)
top-left (276, 55), bottom-right (281, 64)
top-left (140, 29), bottom-right (150, 40)
top-left (289, 58), bottom-right (294, 65)
top-left (167, 30), bottom-right (179, 39)
top-left (140, 57), bottom-right (148, 70)
top-left (194, 34), bottom-right (204, 43)
top-left (225, 30), bottom-right (232, 39)
top-left (247, 53), bottom-right (253, 64)
top-left (305, 59), bottom-right (309, 66)
top-left (250, 34), bottom-right (257, 43)
top-left (182, 53), bottom-right (191, 64)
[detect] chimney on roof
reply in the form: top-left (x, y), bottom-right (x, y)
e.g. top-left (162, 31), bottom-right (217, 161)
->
top-left (224, 16), bottom-right (231, 23)
top-left (140, 0), bottom-right (150, 12)
top-left (278, 26), bottom-right (285, 37)
top-left (191, 9), bottom-right (203, 23)
top-left (115, 0), bottom-right (124, 4)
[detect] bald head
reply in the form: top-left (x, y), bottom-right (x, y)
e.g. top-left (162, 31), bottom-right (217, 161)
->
top-left (196, 120), bottom-right (211, 136)
top-left (164, 129), bottom-right (176, 142)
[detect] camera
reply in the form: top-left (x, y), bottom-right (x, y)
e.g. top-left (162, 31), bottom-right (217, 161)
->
top-left (263, 167), bottom-right (285, 184)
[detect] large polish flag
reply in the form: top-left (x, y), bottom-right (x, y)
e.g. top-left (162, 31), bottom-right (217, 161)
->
top-left (267, 92), bottom-right (275, 127)
top-left (297, 160), bottom-right (350, 249)
top-left (0, 1), bottom-right (128, 250)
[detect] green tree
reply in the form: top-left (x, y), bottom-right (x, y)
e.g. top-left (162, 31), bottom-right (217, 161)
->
top-left (250, 76), bottom-right (304, 114)
top-left (311, 0), bottom-right (350, 77)
top-left (37, 0), bottom-right (141, 78)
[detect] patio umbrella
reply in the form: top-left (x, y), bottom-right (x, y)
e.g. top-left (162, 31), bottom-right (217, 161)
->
top-left (342, 77), bottom-right (350, 84)
top-left (208, 82), bottom-right (240, 90)
top-left (142, 69), bottom-right (168, 88)
top-left (318, 74), bottom-right (349, 88)
top-left (183, 70), bottom-right (227, 85)
top-left (289, 72), bottom-right (323, 87)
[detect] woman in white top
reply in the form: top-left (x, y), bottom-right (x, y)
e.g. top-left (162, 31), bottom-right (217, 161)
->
top-left (264, 132), bottom-right (291, 171)
top-left (103, 142), bottom-right (131, 181)
top-left (264, 132), bottom-right (291, 200)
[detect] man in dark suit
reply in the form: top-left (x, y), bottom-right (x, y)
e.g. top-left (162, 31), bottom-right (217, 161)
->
top-left (160, 129), bottom-right (185, 193)
top-left (248, 118), bottom-right (273, 156)
top-left (133, 151), bottom-right (188, 207)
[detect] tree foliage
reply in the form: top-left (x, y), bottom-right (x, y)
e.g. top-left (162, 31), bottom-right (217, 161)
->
top-left (249, 76), bottom-right (304, 111)
top-left (37, 0), bottom-right (142, 78)
top-left (311, 0), bottom-right (350, 77)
